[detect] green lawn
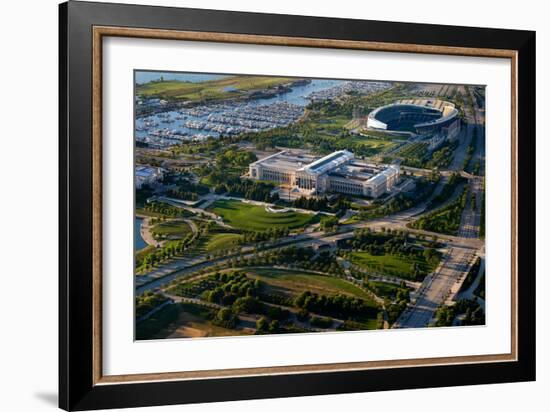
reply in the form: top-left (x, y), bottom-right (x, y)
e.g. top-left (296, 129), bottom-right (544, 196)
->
top-left (208, 199), bottom-right (318, 231)
top-left (368, 281), bottom-right (404, 299)
top-left (311, 115), bottom-right (350, 130)
top-left (174, 227), bottom-right (240, 258)
top-left (359, 129), bottom-right (407, 139)
top-left (205, 233), bottom-right (243, 252)
top-left (137, 76), bottom-right (296, 102)
top-left (151, 220), bottom-right (192, 238)
top-left (247, 268), bottom-right (376, 305)
top-left (350, 251), bottom-right (434, 280)
top-left (347, 135), bottom-right (399, 151)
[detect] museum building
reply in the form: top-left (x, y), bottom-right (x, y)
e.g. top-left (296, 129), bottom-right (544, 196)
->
top-left (249, 150), bottom-right (399, 198)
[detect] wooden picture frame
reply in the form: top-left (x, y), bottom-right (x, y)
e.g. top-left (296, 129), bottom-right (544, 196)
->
top-left (59, 1), bottom-right (535, 410)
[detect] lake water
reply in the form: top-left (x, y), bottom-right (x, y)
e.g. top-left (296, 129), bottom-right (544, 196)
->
top-left (135, 217), bottom-right (148, 251)
top-left (249, 79), bottom-right (342, 106)
top-left (135, 72), bottom-right (228, 84)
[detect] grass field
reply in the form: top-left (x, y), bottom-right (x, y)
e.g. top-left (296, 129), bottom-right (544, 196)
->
top-left (136, 76), bottom-right (295, 102)
top-left (347, 135), bottom-right (398, 151)
top-left (309, 115), bottom-right (350, 131)
top-left (205, 233), bottom-right (243, 252)
top-left (151, 220), bottom-right (192, 238)
top-left (350, 251), bottom-right (435, 280)
top-left (359, 129), bottom-right (408, 139)
top-left (208, 199), bottom-right (318, 231)
top-left (368, 281), bottom-right (406, 299)
top-left (247, 268), bottom-right (376, 305)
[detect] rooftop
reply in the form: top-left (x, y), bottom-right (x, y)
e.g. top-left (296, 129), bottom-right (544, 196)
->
top-left (328, 162), bottom-right (398, 185)
top-left (136, 165), bottom-right (164, 179)
top-left (300, 150), bottom-right (354, 175)
top-left (251, 150), bottom-right (317, 173)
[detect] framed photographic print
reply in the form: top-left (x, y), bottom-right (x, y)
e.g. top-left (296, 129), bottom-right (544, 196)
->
top-left (59, 1), bottom-right (536, 410)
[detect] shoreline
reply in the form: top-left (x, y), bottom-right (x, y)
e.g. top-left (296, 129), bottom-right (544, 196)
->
top-left (137, 214), bottom-right (161, 248)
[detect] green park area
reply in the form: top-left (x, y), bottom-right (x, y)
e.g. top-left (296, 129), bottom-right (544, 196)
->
top-left (162, 268), bottom-right (381, 336)
top-left (346, 134), bottom-right (400, 152)
top-left (350, 251), bottom-right (438, 281)
top-left (367, 281), bottom-right (409, 300)
top-left (237, 103), bottom-right (402, 158)
top-left (173, 226), bottom-right (242, 257)
top-left (245, 268), bottom-right (376, 304)
top-left (205, 233), bottom-right (243, 252)
top-left (136, 75), bottom-right (295, 102)
top-left (151, 219), bottom-right (192, 238)
top-left (411, 187), bottom-right (468, 235)
top-left (208, 199), bottom-right (318, 231)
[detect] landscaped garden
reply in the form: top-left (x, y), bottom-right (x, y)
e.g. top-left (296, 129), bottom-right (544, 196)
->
top-left (208, 199), bottom-right (318, 231)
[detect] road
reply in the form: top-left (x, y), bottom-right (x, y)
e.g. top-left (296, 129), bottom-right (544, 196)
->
top-left (457, 178), bottom-right (483, 238)
top-left (393, 247), bottom-right (475, 328)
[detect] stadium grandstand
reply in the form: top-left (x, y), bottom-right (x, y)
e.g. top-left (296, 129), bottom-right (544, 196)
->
top-left (367, 99), bottom-right (460, 138)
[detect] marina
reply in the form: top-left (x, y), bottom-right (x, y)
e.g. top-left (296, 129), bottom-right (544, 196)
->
top-left (135, 78), bottom-right (392, 149)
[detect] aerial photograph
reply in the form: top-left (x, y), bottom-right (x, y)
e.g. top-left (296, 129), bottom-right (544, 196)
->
top-left (134, 71), bottom-right (486, 340)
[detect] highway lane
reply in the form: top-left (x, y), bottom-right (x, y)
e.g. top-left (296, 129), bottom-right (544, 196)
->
top-left (457, 178), bottom-right (483, 239)
top-left (393, 247), bottom-right (475, 328)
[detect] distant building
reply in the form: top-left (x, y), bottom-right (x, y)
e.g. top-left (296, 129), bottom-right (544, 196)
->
top-left (249, 150), bottom-right (399, 198)
top-left (135, 166), bottom-right (165, 189)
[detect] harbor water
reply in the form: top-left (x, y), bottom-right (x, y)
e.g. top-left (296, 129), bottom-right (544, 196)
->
top-left (135, 217), bottom-right (148, 251)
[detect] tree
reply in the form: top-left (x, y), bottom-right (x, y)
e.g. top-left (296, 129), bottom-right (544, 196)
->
top-left (216, 307), bottom-right (233, 322)
top-left (268, 320), bottom-right (280, 332)
top-left (207, 287), bottom-right (224, 304)
top-left (256, 317), bottom-right (269, 332)
top-left (320, 215), bottom-right (339, 232)
top-left (232, 296), bottom-right (261, 314)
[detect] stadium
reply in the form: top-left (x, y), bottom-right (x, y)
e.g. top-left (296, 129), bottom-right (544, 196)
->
top-left (367, 99), bottom-right (460, 137)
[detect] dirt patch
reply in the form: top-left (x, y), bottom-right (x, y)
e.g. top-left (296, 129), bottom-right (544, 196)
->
top-left (163, 308), bottom-right (252, 338)
top-left (166, 324), bottom-right (207, 339)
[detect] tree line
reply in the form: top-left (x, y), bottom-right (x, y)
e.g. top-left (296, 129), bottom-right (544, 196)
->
top-left (294, 291), bottom-right (378, 321)
top-left (214, 180), bottom-right (279, 203)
